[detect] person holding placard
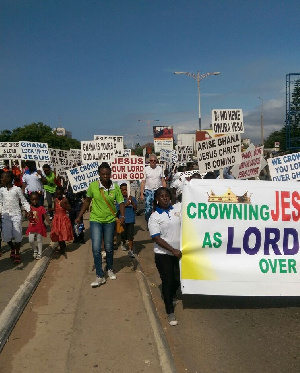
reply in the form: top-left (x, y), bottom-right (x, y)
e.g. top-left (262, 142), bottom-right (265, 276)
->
top-left (140, 154), bottom-right (166, 224)
top-left (75, 162), bottom-right (125, 287)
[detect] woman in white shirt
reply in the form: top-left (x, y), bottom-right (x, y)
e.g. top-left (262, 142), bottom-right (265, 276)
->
top-left (148, 187), bottom-right (182, 326)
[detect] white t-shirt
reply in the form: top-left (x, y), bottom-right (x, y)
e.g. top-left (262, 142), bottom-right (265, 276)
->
top-left (22, 172), bottom-right (44, 193)
top-left (148, 202), bottom-right (181, 255)
top-left (0, 186), bottom-right (30, 217)
top-left (144, 165), bottom-right (164, 191)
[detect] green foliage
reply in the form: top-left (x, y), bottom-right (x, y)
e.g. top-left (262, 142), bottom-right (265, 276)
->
top-left (0, 122), bottom-right (80, 149)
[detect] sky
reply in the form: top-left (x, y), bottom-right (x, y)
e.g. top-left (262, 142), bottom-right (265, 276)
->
top-left (0, 0), bottom-right (299, 148)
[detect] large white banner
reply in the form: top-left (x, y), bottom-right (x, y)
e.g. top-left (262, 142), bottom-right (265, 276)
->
top-left (196, 133), bottom-right (241, 173)
top-left (268, 152), bottom-right (300, 181)
top-left (181, 179), bottom-right (300, 296)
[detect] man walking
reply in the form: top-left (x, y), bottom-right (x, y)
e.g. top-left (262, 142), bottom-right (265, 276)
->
top-left (140, 154), bottom-right (166, 223)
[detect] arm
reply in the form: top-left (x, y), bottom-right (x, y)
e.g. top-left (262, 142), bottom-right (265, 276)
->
top-left (43, 212), bottom-right (52, 226)
top-left (161, 177), bottom-right (167, 188)
top-left (130, 196), bottom-right (137, 211)
top-left (151, 235), bottom-right (182, 259)
top-left (118, 202), bottom-right (125, 225)
top-left (140, 179), bottom-right (145, 200)
top-left (60, 197), bottom-right (72, 212)
top-left (75, 196), bottom-right (92, 224)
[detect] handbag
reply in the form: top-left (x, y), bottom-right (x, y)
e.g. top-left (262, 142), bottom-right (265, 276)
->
top-left (115, 218), bottom-right (124, 234)
top-left (100, 188), bottom-right (124, 233)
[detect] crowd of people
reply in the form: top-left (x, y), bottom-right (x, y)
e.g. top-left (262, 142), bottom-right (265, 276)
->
top-left (0, 155), bottom-right (271, 326)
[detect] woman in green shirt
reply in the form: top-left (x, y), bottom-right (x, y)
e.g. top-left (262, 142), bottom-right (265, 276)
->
top-left (75, 162), bottom-right (125, 287)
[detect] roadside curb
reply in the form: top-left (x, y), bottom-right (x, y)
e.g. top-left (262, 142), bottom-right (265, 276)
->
top-left (135, 259), bottom-right (178, 373)
top-left (0, 245), bottom-right (55, 353)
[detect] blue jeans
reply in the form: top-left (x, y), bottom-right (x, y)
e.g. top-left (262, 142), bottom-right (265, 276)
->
top-left (90, 221), bottom-right (116, 278)
top-left (144, 189), bottom-right (155, 223)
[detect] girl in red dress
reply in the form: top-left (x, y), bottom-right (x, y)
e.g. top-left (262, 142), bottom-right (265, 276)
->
top-left (50, 186), bottom-right (73, 253)
top-left (26, 192), bottom-right (52, 260)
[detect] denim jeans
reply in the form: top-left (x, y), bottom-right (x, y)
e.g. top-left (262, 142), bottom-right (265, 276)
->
top-left (90, 220), bottom-right (116, 278)
top-left (144, 189), bottom-right (155, 223)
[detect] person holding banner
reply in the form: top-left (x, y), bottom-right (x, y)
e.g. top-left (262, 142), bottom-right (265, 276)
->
top-left (140, 154), bottom-right (166, 224)
top-left (75, 162), bottom-right (125, 288)
top-left (148, 187), bottom-right (182, 326)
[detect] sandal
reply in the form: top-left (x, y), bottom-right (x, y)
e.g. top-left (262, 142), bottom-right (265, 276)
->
top-left (13, 254), bottom-right (21, 264)
top-left (10, 250), bottom-right (15, 259)
top-left (36, 254), bottom-right (42, 260)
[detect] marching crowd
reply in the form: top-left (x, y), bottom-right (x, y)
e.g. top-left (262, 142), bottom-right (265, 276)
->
top-left (0, 154), bottom-right (268, 326)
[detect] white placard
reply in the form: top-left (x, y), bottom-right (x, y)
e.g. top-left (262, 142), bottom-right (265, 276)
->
top-left (212, 109), bottom-right (244, 135)
top-left (268, 152), bottom-right (300, 181)
top-left (0, 142), bottom-right (21, 159)
top-left (196, 134), bottom-right (242, 173)
top-left (20, 141), bottom-right (50, 162)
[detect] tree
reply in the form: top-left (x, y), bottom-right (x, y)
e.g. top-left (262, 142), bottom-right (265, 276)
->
top-left (0, 129), bottom-right (12, 142)
top-left (264, 78), bottom-right (300, 151)
top-left (0, 122), bottom-right (80, 149)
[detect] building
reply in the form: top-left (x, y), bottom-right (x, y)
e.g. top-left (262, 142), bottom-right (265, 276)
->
top-left (53, 127), bottom-right (72, 138)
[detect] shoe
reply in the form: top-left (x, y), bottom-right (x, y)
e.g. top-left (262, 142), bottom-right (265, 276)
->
top-left (91, 277), bottom-right (106, 287)
top-left (167, 313), bottom-right (178, 326)
top-left (33, 252), bottom-right (38, 259)
top-left (121, 243), bottom-right (127, 251)
top-left (128, 250), bottom-right (135, 258)
top-left (36, 254), bottom-right (42, 260)
top-left (107, 269), bottom-right (117, 280)
top-left (10, 250), bottom-right (15, 259)
top-left (13, 254), bottom-right (22, 264)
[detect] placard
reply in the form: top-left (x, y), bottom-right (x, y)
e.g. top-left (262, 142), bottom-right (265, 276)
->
top-left (212, 109), bottom-right (244, 135)
top-left (67, 162), bottom-right (99, 193)
top-left (20, 141), bottom-right (50, 162)
top-left (268, 152), bottom-right (300, 181)
top-left (110, 157), bottom-right (145, 181)
top-left (0, 142), bottom-right (21, 159)
top-left (231, 144), bottom-right (265, 179)
top-left (196, 134), bottom-right (242, 173)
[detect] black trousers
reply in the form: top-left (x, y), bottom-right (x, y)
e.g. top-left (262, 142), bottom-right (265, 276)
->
top-left (155, 253), bottom-right (180, 314)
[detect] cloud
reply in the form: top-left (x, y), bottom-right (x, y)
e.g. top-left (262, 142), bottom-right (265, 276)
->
top-left (243, 98), bottom-right (285, 145)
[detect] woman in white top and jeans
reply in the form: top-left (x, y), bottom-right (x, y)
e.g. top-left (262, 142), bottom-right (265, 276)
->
top-left (148, 187), bottom-right (182, 326)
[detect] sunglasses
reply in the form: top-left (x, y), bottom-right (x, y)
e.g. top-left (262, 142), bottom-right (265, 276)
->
top-left (150, 160), bottom-right (157, 162)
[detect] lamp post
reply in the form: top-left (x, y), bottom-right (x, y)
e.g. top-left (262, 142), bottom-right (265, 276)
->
top-left (138, 119), bottom-right (159, 143)
top-left (258, 97), bottom-right (264, 146)
top-left (174, 71), bottom-right (220, 130)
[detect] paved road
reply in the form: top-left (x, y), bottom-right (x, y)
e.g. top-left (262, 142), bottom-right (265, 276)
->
top-left (0, 214), bottom-right (300, 372)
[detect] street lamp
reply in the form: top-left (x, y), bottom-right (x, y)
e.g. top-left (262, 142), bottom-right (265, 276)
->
top-left (138, 119), bottom-right (159, 143)
top-left (174, 71), bottom-right (220, 130)
top-left (258, 97), bottom-right (264, 146)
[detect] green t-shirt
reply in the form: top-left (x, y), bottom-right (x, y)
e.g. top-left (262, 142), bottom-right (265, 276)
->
top-left (44, 171), bottom-right (56, 194)
top-left (87, 180), bottom-right (124, 223)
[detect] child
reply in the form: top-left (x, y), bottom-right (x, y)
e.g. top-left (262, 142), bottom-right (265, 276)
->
top-left (50, 186), bottom-right (73, 253)
top-left (117, 183), bottom-right (137, 258)
top-left (0, 171), bottom-right (31, 263)
top-left (26, 192), bottom-right (52, 260)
